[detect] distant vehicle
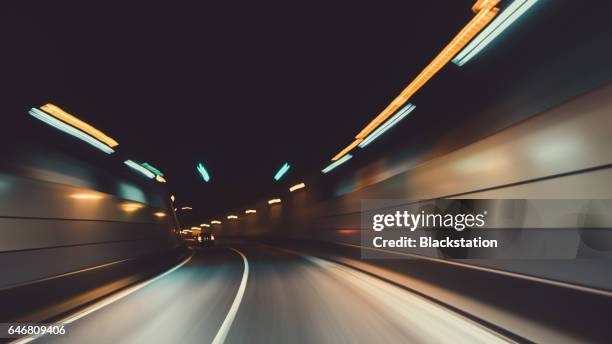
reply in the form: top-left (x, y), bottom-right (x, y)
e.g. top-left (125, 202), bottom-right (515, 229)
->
top-left (193, 232), bottom-right (215, 247)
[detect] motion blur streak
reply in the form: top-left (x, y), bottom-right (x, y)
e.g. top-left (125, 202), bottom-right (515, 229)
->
top-left (124, 160), bottom-right (156, 179)
top-left (299, 252), bottom-right (508, 344)
top-left (358, 103), bottom-right (416, 148)
top-left (40, 104), bottom-right (119, 148)
top-left (273, 162), bottom-right (290, 181)
top-left (322, 154), bottom-right (352, 173)
top-left (211, 248), bottom-right (249, 344)
top-left (30, 246), bottom-right (510, 344)
top-left (13, 253), bottom-right (194, 344)
top-left (28, 108), bottom-right (115, 154)
top-left (453, 0), bottom-right (539, 66)
top-left (329, 0), bottom-right (500, 161)
top-left (289, 182), bottom-right (306, 192)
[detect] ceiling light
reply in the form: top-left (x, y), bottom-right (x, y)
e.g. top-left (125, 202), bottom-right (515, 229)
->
top-left (124, 160), bottom-right (156, 179)
top-left (322, 154), bottom-right (353, 174)
top-left (29, 108), bottom-right (115, 154)
top-left (453, 0), bottom-right (538, 66)
top-left (358, 104), bottom-right (415, 148)
top-left (289, 183), bottom-right (306, 192)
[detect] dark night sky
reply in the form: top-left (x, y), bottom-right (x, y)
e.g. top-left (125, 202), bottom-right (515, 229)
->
top-left (2, 1), bottom-right (605, 218)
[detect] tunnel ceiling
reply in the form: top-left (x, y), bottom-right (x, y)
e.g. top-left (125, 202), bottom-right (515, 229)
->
top-left (2, 1), bottom-right (603, 217)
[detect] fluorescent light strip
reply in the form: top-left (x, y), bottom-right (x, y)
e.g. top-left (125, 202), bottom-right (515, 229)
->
top-left (289, 182), bottom-right (306, 192)
top-left (453, 0), bottom-right (538, 66)
top-left (322, 154), bottom-right (353, 174)
top-left (201, 223), bottom-right (210, 227)
top-left (28, 108), bottom-right (115, 154)
top-left (40, 103), bottom-right (119, 148)
top-left (142, 162), bottom-right (165, 177)
top-left (330, 1), bottom-right (499, 161)
top-left (211, 220), bottom-right (222, 225)
top-left (331, 139), bottom-right (363, 161)
top-left (245, 209), bottom-right (257, 214)
top-left (268, 199), bottom-right (281, 205)
top-left (274, 162), bottom-right (290, 181)
top-left (359, 104), bottom-right (415, 148)
top-left (124, 160), bottom-right (156, 179)
top-left (227, 215), bottom-right (238, 219)
top-left (354, 1), bottom-right (499, 141)
top-left (197, 163), bottom-right (211, 182)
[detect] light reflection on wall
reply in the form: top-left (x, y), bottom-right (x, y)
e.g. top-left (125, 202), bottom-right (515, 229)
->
top-left (120, 202), bottom-right (145, 213)
top-left (153, 211), bottom-right (167, 218)
top-left (117, 182), bottom-right (147, 204)
top-left (69, 193), bottom-right (104, 200)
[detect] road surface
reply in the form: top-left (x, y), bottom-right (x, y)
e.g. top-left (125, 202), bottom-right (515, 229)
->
top-left (28, 244), bottom-right (509, 344)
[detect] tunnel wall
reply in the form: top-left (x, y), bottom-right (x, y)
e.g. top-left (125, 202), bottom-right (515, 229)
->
top-left (221, 82), bottom-right (612, 290)
top-left (0, 136), bottom-right (180, 290)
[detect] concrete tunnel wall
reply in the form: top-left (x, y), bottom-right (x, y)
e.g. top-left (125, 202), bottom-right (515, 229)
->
top-left (218, 82), bottom-right (612, 291)
top-left (0, 139), bottom-right (180, 289)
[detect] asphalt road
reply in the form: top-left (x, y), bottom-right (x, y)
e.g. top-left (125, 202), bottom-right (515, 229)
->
top-left (30, 244), bottom-right (509, 344)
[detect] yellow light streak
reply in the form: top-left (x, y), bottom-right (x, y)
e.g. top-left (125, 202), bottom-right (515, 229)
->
top-left (289, 182), bottom-right (306, 192)
top-left (69, 193), bottom-right (103, 200)
top-left (40, 103), bottom-right (119, 148)
top-left (331, 139), bottom-right (362, 161)
top-left (331, 0), bottom-right (500, 160)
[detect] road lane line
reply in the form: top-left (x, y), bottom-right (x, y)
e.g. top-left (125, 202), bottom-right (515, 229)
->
top-left (212, 248), bottom-right (249, 344)
top-left (12, 251), bottom-right (194, 344)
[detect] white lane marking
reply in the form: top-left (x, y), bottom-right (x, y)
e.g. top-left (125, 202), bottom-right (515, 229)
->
top-left (211, 248), bottom-right (249, 344)
top-left (12, 252), bottom-right (194, 344)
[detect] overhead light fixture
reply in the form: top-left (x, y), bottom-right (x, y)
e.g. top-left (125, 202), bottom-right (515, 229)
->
top-left (170, 195), bottom-right (176, 202)
top-left (331, 139), bottom-right (362, 161)
top-left (141, 162), bottom-right (164, 177)
top-left (322, 154), bottom-right (353, 174)
top-left (227, 215), bottom-right (238, 219)
top-left (191, 226), bottom-right (201, 230)
top-left (273, 162), bottom-right (291, 181)
top-left (453, 0), bottom-right (539, 66)
top-left (200, 223), bottom-right (210, 227)
top-left (155, 175), bottom-right (167, 183)
top-left (124, 160), bottom-right (156, 179)
top-left (39, 104), bottom-right (119, 148)
top-left (289, 183), bottom-right (306, 192)
top-left (358, 104), bottom-right (416, 148)
top-left (181, 206), bottom-right (193, 210)
top-left (197, 163), bottom-right (211, 182)
top-left (331, 0), bottom-right (500, 161)
top-left (211, 220), bottom-right (222, 225)
top-left (245, 209), bottom-right (257, 214)
top-left (28, 108), bottom-right (115, 154)
top-left (268, 198), bottom-right (281, 205)
top-left (153, 211), bottom-right (167, 218)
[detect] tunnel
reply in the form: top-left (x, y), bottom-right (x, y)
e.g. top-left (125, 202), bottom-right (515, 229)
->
top-left (1, 1), bottom-right (612, 343)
